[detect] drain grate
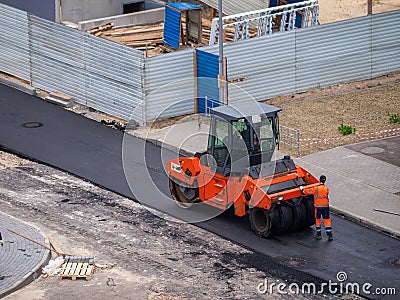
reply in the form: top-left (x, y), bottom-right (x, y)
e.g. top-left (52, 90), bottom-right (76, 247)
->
top-left (22, 122), bottom-right (43, 128)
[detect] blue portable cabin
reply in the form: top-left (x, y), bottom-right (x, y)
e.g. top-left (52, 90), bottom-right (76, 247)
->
top-left (164, 2), bottom-right (203, 49)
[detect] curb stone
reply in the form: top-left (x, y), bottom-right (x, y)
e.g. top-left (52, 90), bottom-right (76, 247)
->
top-left (0, 76), bottom-right (36, 96)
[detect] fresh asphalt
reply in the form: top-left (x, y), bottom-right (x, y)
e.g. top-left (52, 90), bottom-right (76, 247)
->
top-left (1, 84), bottom-right (399, 298)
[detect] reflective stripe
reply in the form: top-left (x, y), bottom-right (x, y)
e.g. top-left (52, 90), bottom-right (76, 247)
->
top-left (314, 203), bottom-right (329, 208)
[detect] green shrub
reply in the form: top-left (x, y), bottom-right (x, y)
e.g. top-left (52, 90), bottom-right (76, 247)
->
top-left (338, 124), bottom-right (356, 136)
top-left (389, 114), bottom-right (400, 124)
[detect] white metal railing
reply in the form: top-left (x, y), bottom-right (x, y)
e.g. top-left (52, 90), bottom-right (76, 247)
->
top-left (209, 0), bottom-right (319, 45)
top-left (279, 125), bottom-right (301, 156)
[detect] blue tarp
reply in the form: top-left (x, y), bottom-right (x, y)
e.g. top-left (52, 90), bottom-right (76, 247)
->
top-left (166, 2), bottom-right (202, 11)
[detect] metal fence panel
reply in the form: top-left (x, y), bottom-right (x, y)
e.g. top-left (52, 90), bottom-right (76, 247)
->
top-left (163, 7), bottom-right (181, 49)
top-left (296, 16), bottom-right (372, 92)
top-left (83, 34), bottom-right (145, 123)
top-left (29, 14), bottom-right (145, 124)
top-left (196, 49), bottom-right (219, 113)
top-left (202, 32), bottom-right (296, 103)
top-left (30, 15), bottom-right (87, 100)
top-left (0, 4), bottom-right (30, 81)
top-left (372, 10), bottom-right (400, 77)
top-left (144, 50), bottom-right (195, 121)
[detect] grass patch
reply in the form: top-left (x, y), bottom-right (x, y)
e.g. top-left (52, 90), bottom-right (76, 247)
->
top-left (389, 113), bottom-right (400, 124)
top-left (338, 124), bottom-right (356, 135)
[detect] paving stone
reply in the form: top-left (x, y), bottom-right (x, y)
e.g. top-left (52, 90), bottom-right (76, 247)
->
top-left (0, 211), bottom-right (50, 297)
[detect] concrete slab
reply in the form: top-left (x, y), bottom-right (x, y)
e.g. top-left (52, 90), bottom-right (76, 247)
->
top-left (129, 117), bottom-right (210, 156)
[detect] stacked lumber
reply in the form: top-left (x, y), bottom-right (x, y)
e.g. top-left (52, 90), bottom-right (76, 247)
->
top-left (87, 23), bottom-right (114, 36)
top-left (86, 17), bottom-right (259, 56)
top-left (100, 23), bottom-right (164, 49)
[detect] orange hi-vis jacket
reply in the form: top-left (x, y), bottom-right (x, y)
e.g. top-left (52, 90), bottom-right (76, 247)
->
top-left (307, 185), bottom-right (329, 208)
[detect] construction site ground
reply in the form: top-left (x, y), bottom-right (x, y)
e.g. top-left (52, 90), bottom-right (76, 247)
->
top-left (129, 72), bottom-right (400, 158)
top-left (0, 151), bottom-right (335, 300)
top-left (1, 83), bottom-right (399, 299)
top-left (270, 72), bottom-right (400, 156)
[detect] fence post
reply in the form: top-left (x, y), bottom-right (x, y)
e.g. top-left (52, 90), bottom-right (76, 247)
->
top-left (28, 13), bottom-right (33, 85)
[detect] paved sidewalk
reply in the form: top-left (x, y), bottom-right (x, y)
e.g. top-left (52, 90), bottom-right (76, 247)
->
top-left (130, 119), bottom-right (400, 238)
top-left (0, 212), bottom-right (51, 298)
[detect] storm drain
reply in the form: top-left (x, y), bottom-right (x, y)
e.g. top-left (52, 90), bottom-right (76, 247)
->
top-left (22, 122), bottom-right (43, 128)
top-left (360, 146), bottom-right (385, 154)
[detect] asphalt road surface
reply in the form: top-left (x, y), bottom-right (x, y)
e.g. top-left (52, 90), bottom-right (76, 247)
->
top-left (1, 84), bottom-right (399, 298)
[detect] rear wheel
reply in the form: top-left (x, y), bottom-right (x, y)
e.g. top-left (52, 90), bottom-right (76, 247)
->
top-left (169, 179), bottom-right (198, 209)
top-left (249, 208), bottom-right (272, 238)
top-left (304, 197), bottom-right (315, 226)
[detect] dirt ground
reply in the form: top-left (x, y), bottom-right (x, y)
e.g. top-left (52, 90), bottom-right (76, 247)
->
top-left (268, 73), bottom-right (400, 156)
top-left (319, 0), bottom-right (400, 24)
top-left (1, 151), bottom-right (343, 300)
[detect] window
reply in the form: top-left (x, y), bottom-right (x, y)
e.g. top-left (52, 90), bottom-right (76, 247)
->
top-left (213, 118), bottom-right (229, 167)
top-left (123, 2), bottom-right (145, 14)
top-left (253, 117), bottom-right (275, 152)
top-left (231, 119), bottom-right (250, 161)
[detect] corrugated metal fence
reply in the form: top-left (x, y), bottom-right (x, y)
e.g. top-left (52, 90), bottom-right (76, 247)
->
top-left (0, 3), bottom-right (145, 124)
top-left (1, 3), bottom-right (399, 125)
top-left (144, 50), bottom-right (195, 121)
top-left (202, 10), bottom-right (400, 103)
top-left (0, 5), bottom-right (30, 81)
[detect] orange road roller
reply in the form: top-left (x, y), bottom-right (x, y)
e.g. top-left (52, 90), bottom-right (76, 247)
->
top-left (166, 102), bottom-right (321, 238)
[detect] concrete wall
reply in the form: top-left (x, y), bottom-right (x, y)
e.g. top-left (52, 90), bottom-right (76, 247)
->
top-left (0, 0), bottom-right (55, 20)
top-left (60, 0), bottom-right (163, 23)
top-left (78, 7), bottom-right (165, 30)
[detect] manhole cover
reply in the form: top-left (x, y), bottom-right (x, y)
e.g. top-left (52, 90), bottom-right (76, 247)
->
top-left (391, 257), bottom-right (400, 266)
top-left (360, 146), bottom-right (385, 154)
top-left (22, 122), bottom-right (43, 128)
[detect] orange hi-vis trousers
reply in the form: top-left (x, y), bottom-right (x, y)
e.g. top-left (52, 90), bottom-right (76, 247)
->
top-left (315, 207), bottom-right (332, 236)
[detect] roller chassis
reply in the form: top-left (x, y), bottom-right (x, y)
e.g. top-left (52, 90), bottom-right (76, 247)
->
top-left (167, 154), bottom-right (320, 238)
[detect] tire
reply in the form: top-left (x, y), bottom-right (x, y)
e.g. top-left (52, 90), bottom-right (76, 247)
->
top-left (169, 179), bottom-right (198, 209)
top-left (304, 197), bottom-right (315, 226)
top-left (279, 204), bottom-right (294, 233)
top-left (249, 207), bottom-right (272, 238)
top-left (292, 201), bottom-right (308, 230)
top-left (269, 207), bottom-right (282, 236)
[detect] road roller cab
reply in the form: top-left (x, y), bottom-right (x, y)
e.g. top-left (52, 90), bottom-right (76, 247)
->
top-left (167, 102), bottom-right (321, 238)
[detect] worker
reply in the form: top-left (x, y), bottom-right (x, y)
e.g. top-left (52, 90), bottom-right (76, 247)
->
top-left (0, 232), bottom-right (3, 246)
top-left (301, 175), bottom-right (333, 241)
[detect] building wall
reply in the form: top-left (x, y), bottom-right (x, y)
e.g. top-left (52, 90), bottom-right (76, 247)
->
top-left (0, 0), bottom-right (55, 20)
top-left (60, 0), bottom-right (163, 23)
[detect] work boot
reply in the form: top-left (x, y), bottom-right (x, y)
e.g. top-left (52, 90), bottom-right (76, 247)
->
top-left (328, 235), bottom-right (333, 241)
top-left (315, 233), bottom-right (322, 240)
